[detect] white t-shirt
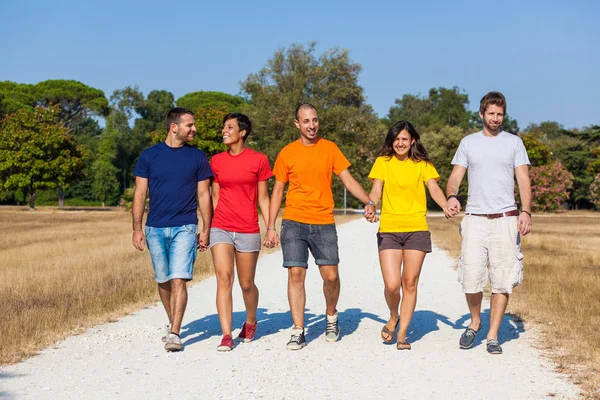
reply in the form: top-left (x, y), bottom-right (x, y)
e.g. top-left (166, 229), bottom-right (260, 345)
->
top-left (451, 131), bottom-right (530, 214)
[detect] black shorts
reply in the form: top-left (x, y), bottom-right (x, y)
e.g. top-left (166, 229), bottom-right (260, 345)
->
top-left (376, 231), bottom-right (432, 253)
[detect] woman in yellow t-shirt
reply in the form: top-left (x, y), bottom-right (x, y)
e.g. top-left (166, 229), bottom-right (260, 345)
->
top-left (367, 120), bottom-right (449, 350)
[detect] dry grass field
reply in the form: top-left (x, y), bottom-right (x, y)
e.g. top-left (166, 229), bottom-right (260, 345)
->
top-left (0, 208), bottom-right (359, 365)
top-left (427, 213), bottom-right (600, 398)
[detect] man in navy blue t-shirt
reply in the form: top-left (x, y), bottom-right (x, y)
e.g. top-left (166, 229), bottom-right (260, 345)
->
top-left (132, 107), bottom-right (213, 352)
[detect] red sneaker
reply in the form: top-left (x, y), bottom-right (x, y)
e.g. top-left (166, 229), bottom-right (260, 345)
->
top-left (217, 334), bottom-right (234, 352)
top-left (237, 322), bottom-right (257, 343)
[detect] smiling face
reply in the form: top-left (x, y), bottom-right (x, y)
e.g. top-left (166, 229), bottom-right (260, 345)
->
top-left (480, 104), bottom-right (504, 135)
top-left (172, 113), bottom-right (196, 143)
top-left (294, 107), bottom-right (319, 144)
top-left (221, 118), bottom-right (245, 146)
top-left (393, 129), bottom-right (415, 159)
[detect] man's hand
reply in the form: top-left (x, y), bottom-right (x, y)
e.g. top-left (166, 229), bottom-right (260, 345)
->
top-left (363, 203), bottom-right (376, 220)
top-left (132, 230), bottom-right (146, 251)
top-left (264, 229), bottom-right (279, 248)
top-left (518, 212), bottom-right (532, 236)
top-left (445, 197), bottom-right (461, 218)
top-left (197, 231), bottom-right (210, 251)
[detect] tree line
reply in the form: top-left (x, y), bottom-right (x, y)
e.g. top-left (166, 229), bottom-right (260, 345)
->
top-left (1, 42), bottom-right (599, 210)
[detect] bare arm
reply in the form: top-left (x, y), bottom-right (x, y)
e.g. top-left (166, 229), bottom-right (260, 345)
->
top-left (265, 179), bottom-right (286, 248)
top-left (132, 177), bottom-right (148, 251)
top-left (426, 178), bottom-right (448, 212)
top-left (445, 165), bottom-right (467, 216)
top-left (515, 164), bottom-right (532, 236)
top-left (211, 181), bottom-right (220, 210)
top-left (367, 178), bottom-right (383, 223)
top-left (257, 180), bottom-right (271, 228)
top-left (338, 169), bottom-right (376, 219)
top-left (197, 179), bottom-right (213, 251)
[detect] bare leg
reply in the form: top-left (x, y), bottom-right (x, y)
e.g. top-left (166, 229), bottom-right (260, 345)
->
top-left (235, 251), bottom-right (260, 325)
top-left (211, 244), bottom-right (235, 335)
top-left (465, 292), bottom-right (484, 330)
top-left (318, 265), bottom-right (340, 316)
top-left (288, 267), bottom-right (307, 328)
top-left (169, 278), bottom-right (188, 335)
top-left (378, 249), bottom-right (402, 340)
top-left (158, 282), bottom-right (173, 325)
top-left (397, 250), bottom-right (426, 343)
top-left (488, 293), bottom-right (509, 341)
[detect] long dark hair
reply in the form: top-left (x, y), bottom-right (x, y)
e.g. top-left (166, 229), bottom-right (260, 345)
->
top-left (378, 120), bottom-right (431, 163)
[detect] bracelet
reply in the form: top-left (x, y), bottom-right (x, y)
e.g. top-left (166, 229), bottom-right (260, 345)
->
top-left (365, 200), bottom-right (375, 207)
top-left (447, 195), bottom-right (459, 201)
top-left (521, 210), bottom-right (531, 217)
top-left (267, 227), bottom-right (277, 231)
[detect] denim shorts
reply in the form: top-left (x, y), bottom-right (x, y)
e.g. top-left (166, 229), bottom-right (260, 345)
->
top-left (209, 227), bottom-right (261, 252)
top-left (145, 224), bottom-right (198, 283)
top-left (280, 220), bottom-right (339, 268)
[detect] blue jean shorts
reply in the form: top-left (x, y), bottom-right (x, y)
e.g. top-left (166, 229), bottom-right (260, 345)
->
top-left (280, 220), bottom-right (339, 268)
top-left (145, 224), bottom-right (198, 283)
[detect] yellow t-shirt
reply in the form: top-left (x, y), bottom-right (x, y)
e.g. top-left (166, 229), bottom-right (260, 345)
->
top-left (273, 138), bottom-right (351, 224)
top-left (368, 156), bottom-right (440, 232)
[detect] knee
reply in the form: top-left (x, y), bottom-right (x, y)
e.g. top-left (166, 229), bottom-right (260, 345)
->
top-left (401, 278), bottom-right (418, 293)
top-left (239, 280), bottom-right (255, 293)
top-left (288, 268), bottom-right (306, 285)
top-left (322, 272), bottom-right (339, 286)
top-left (384, 281), bottom-right (401, 294)
top-left (216, 272), bottom-right (234, 288)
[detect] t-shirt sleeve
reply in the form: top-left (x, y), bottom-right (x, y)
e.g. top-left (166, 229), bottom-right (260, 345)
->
top-left (197, 151), bottom-right (214, 182)
top-left (272, 152), bottom-right (288, 183)
top-left (451, 139), bottom-right (468, 168)
top-left (257, 154), bottom-right (273, 182)
top-left (514, 138), bottom-right (531, 167)
top-left (133, 151), bottom-right (149, 178)
top-left (422, 162), bottom-right (441, 183)
top-left (332, 144), bottom-right (352, 175)
top-left (368, 157), bottom-right (385, 181)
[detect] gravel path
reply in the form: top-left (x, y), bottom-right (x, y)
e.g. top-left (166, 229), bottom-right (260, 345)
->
top-left (1, 219), bottom-right (578, 399)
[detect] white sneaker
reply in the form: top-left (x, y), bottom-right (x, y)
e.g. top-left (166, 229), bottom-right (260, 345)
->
top-left (325, 312), bottom-right (339, 342)
top-left (161, 324), bottom-right (171, 343)
top-left (164, 333), bottom-right (182, 352)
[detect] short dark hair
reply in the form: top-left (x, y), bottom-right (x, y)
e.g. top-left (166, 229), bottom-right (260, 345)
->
top-left (223, 112), bottom-right (252, 142)
top-left (294, 103), bottom-right (318, 120)
top-left (479, 91), bottom-right (507, 114)
top-left (165, 107), bottom-right (194, 132)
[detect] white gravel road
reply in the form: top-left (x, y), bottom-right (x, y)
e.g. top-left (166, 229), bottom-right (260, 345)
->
top-left (0, 219), bottom-right (578, 399)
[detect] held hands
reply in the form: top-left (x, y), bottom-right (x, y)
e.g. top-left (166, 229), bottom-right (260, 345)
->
top-left (197, 231), bottom-right (210, 251)
top-left (364, 203), bottom-right (378, 223)
top-left (444, 197), bottom-right (461, 218)
top-left (263, 229), bottom-right (279, 248)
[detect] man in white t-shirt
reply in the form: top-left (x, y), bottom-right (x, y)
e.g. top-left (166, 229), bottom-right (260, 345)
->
top-left (446, 91), bottom-right (532, 355)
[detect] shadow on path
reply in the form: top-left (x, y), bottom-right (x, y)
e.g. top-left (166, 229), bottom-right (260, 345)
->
top-left (407, 310), bottom-right (459, 343)
top-left (455, 310), bottom-right (525, 348)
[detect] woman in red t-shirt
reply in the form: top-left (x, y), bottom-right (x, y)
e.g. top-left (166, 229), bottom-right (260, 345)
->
top-left (209, 112), bottom-right (272, 351)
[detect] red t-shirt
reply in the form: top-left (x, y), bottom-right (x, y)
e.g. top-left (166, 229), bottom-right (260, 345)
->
top-left (210, 148), bottom-right (273, 233)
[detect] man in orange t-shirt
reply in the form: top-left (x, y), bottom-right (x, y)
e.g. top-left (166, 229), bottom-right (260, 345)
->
top-left (264, 103), bottom-right (376, 350)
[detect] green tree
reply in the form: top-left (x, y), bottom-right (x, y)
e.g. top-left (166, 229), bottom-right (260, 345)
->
top-left (521, 131), bottom-right (552, 166)
top-left (92, 118), bottom-right (120, 206)
top-left (241, 42), bottom-right (383, 207)
top-left (34, 79), bottom-right (109, 128)
top-left (0, 106), bottom-right (85, 209)
top-left (176, 91), bottom-right (245, 112)
top-left (385, 94), bottom-right (432, 128)
top-left (0, 81), bottom-right (36, 117)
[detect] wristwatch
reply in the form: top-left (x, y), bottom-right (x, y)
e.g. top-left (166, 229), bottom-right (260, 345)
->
top-left (365, 201), bottom-right (376, 207)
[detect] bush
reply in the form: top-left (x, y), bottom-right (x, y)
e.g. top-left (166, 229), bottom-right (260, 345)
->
top-left (590, 174), bottom-right (600, 210)
top-left (530, 161), bottom-right (574, 211)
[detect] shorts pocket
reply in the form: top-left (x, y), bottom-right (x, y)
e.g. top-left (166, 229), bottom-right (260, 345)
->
top-left (512, 251), bottom-right (524, 287)
top-left (182, 224), bottom-right (198, 234)
top-left (457, 253), bottom-right (465, 285)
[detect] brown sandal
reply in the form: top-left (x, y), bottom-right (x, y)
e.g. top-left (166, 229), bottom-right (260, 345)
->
top-left (380, 319), bottom-right (399, 343)
top-left (396, 341), bottom-right (411, 350)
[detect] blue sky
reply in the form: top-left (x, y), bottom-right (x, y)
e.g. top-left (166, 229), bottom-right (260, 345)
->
top-left (1, 0), bottom-right (598, 130)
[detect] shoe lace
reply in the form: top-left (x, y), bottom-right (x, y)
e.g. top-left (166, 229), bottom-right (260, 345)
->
top-left (290, 331), bottom-right (304, 343)
top-left (326, 319), bottom-right (339, 335)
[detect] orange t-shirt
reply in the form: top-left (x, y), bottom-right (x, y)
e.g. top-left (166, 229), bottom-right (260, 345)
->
top-left (273, 138), bottom-right (351, 224)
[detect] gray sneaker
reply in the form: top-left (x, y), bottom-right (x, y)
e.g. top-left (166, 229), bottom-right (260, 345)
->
top-left (286, 328), bottom-right (306, 350)
top-left (164, 333), bottom-right (182, 352)
top-left (486, 339), bottom-right (503, 354)
top-left (161, 323), bottom-right (171, 343)
top-left (325, 312), bottom-right (340, 342)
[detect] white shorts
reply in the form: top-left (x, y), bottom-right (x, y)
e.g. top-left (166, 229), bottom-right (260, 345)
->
top-left (458, 215), bottom-right (524, 294)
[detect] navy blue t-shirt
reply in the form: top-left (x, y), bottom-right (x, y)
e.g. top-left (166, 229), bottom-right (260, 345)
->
top-left (133, 142), bottom-right (213, 228)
